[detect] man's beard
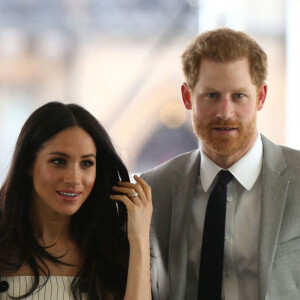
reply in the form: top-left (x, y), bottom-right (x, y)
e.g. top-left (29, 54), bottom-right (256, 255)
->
top-left (192, 112), bottom-right (256, 157)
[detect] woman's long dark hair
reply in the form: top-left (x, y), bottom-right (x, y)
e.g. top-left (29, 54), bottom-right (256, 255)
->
top-left (0, 101), bottom-right (130, 299)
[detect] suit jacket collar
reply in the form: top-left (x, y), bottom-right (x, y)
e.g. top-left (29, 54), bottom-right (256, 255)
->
top-left (169, 149), bottom-right (200, 299)
top-left (258, 135), bottom-right (289, 300)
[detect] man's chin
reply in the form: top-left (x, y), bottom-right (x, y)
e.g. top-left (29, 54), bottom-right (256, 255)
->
top-left (206, 142), bottom-right (239, 157)
top-left (201, 134), bottom-right (255, 158)
top-left (193, 118), bottom-right (257, 159)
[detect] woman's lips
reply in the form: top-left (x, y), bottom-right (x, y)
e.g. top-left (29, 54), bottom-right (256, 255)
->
top-left (56, 190), bottom-right (82, 201)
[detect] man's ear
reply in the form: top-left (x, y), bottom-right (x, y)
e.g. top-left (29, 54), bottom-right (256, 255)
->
top-left (181, 83), bottom-right (193, 110)
top-left (257, 83), bottom-right (267, 111)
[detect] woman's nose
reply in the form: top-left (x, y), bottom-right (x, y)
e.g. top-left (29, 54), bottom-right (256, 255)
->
top-left (64, 166), bottom-right (80, 185)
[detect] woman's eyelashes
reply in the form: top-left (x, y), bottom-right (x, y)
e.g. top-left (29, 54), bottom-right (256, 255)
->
top-left (51, 158), bottom-right (66, 166)
top-left (80, 160), bottom-right (95, 169)
top-left (50, 158), bottom-right (95, 169)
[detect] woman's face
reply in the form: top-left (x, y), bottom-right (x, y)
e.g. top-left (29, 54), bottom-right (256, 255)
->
top-left (30, 127), bottom-right (97, 217)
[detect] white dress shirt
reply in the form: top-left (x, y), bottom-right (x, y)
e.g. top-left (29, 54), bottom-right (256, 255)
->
top-left (186, 134), bottom-right (263, 300)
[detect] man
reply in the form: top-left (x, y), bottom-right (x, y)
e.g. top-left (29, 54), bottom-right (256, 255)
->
top-left (141, 28), bottom-right (300, 300)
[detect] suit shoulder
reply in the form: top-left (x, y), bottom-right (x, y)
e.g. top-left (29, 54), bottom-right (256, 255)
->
top-left (141, 149), bottom-right (199, 183)
top-left (280, 145), bottom-right (300, 169)
top-left (281, 145), bottom-right (300, 160)
top-left (262, 135), bottom-right (300, 171)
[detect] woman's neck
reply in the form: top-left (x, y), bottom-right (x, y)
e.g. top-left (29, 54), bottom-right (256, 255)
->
top-left (30, 205), bottom-right (72, 247)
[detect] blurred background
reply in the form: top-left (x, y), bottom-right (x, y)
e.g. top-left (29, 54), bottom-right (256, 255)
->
top-left (0, 0), bottom-right (299, 184)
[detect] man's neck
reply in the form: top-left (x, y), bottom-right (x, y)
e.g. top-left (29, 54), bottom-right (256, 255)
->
top-left (201, 133), bottom-right (258, 169)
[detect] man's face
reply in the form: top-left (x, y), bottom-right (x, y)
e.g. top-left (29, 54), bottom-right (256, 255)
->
top-left (181, 58), bottom-right (267, 166)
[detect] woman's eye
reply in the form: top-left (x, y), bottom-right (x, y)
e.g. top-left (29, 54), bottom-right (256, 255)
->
top-left (52, 158), bottom-right (65, 165)
top-left (81, 160), bottom-right (95, 168)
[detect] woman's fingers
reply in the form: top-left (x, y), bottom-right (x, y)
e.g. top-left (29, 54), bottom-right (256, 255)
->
top-left (111, 186), bottom-right (142, 205)
top-left (134, 175), bottom-right (151, 203)
top-left (110, 193), bottom-right (136, 208)
top-left (113, 175), bottom-right (151, 205)
top-left (110, 175), bottom-right (152, 243)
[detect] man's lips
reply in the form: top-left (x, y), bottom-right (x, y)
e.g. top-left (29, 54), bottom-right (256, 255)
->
top-left (213, 127), bottom-right (237, 130)
top-left (212, 126), bottom-right (238, 134)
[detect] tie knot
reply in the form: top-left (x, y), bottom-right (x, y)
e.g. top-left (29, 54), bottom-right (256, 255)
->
top-left (217, 170), bottom-right (233, 186)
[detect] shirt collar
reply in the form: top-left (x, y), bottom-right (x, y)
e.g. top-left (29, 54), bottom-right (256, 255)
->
top-left (200, 134), bottom-right (263, 192)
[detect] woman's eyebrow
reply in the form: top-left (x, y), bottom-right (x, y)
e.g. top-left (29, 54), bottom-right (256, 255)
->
top-left (48, 152), bottom-right (96, 158)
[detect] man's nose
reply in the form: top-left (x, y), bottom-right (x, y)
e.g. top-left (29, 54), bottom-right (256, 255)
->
top-left (216, 96), bottom-right (234, 120)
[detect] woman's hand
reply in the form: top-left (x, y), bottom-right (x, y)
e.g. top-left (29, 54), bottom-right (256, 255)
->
top-left (110, 175), bottom-right (152, 244)
top-left (110, 175), bottom-right (152, 300)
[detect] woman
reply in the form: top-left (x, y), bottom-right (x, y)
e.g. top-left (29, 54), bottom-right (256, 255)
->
top-left (0, 101), bottom-right (152, 300)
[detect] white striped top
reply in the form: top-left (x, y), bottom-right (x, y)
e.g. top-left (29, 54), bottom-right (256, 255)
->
top-left (0, 276), bottom-right (87, 300)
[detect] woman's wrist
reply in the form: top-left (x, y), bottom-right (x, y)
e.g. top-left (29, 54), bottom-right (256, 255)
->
top-left (128, 236), bottom-right (150, 252)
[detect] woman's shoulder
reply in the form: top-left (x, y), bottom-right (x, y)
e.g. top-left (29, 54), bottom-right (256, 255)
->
top-left (0, 276), bottom-right (77, 299)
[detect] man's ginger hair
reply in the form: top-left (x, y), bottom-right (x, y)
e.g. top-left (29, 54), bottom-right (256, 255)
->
top-left (181, 28), bottom-right (268, 90)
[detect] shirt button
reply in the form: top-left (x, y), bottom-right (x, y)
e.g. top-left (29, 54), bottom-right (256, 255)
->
top-left (227, 196), bottom-right (232, 202)
top-left (0, 281), bottom-right (9, 292)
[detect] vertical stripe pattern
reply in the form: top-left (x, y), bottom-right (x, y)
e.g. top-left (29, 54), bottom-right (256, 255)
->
top-left (0, 276), bottom-right (87, 300)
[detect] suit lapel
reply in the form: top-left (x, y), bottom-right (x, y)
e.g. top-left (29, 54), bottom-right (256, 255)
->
top-left (169, 150), bottom-right (200, 300)
top-left (258, 136), bottom-right (290, 300)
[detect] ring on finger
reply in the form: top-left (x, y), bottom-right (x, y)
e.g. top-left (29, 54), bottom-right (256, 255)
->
top-left (131, 191), bottom-right (138, 197)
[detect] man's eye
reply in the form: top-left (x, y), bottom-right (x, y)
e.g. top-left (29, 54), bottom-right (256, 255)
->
top-left (235, 93), bottom-right (245, 98)
top-left (52, 158), bottom-right (65, 165)
top-left (207, 93), bottom-right (217, 99)
top-left (81, 160), bottom-right (94, 168)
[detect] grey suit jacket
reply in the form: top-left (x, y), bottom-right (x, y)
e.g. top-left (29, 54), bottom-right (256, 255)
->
top-left (141, 135), bottom-right (300, 300)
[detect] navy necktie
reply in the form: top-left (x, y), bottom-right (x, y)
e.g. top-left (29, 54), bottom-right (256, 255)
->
top-left (198, 170), bottom-right (233, 300)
